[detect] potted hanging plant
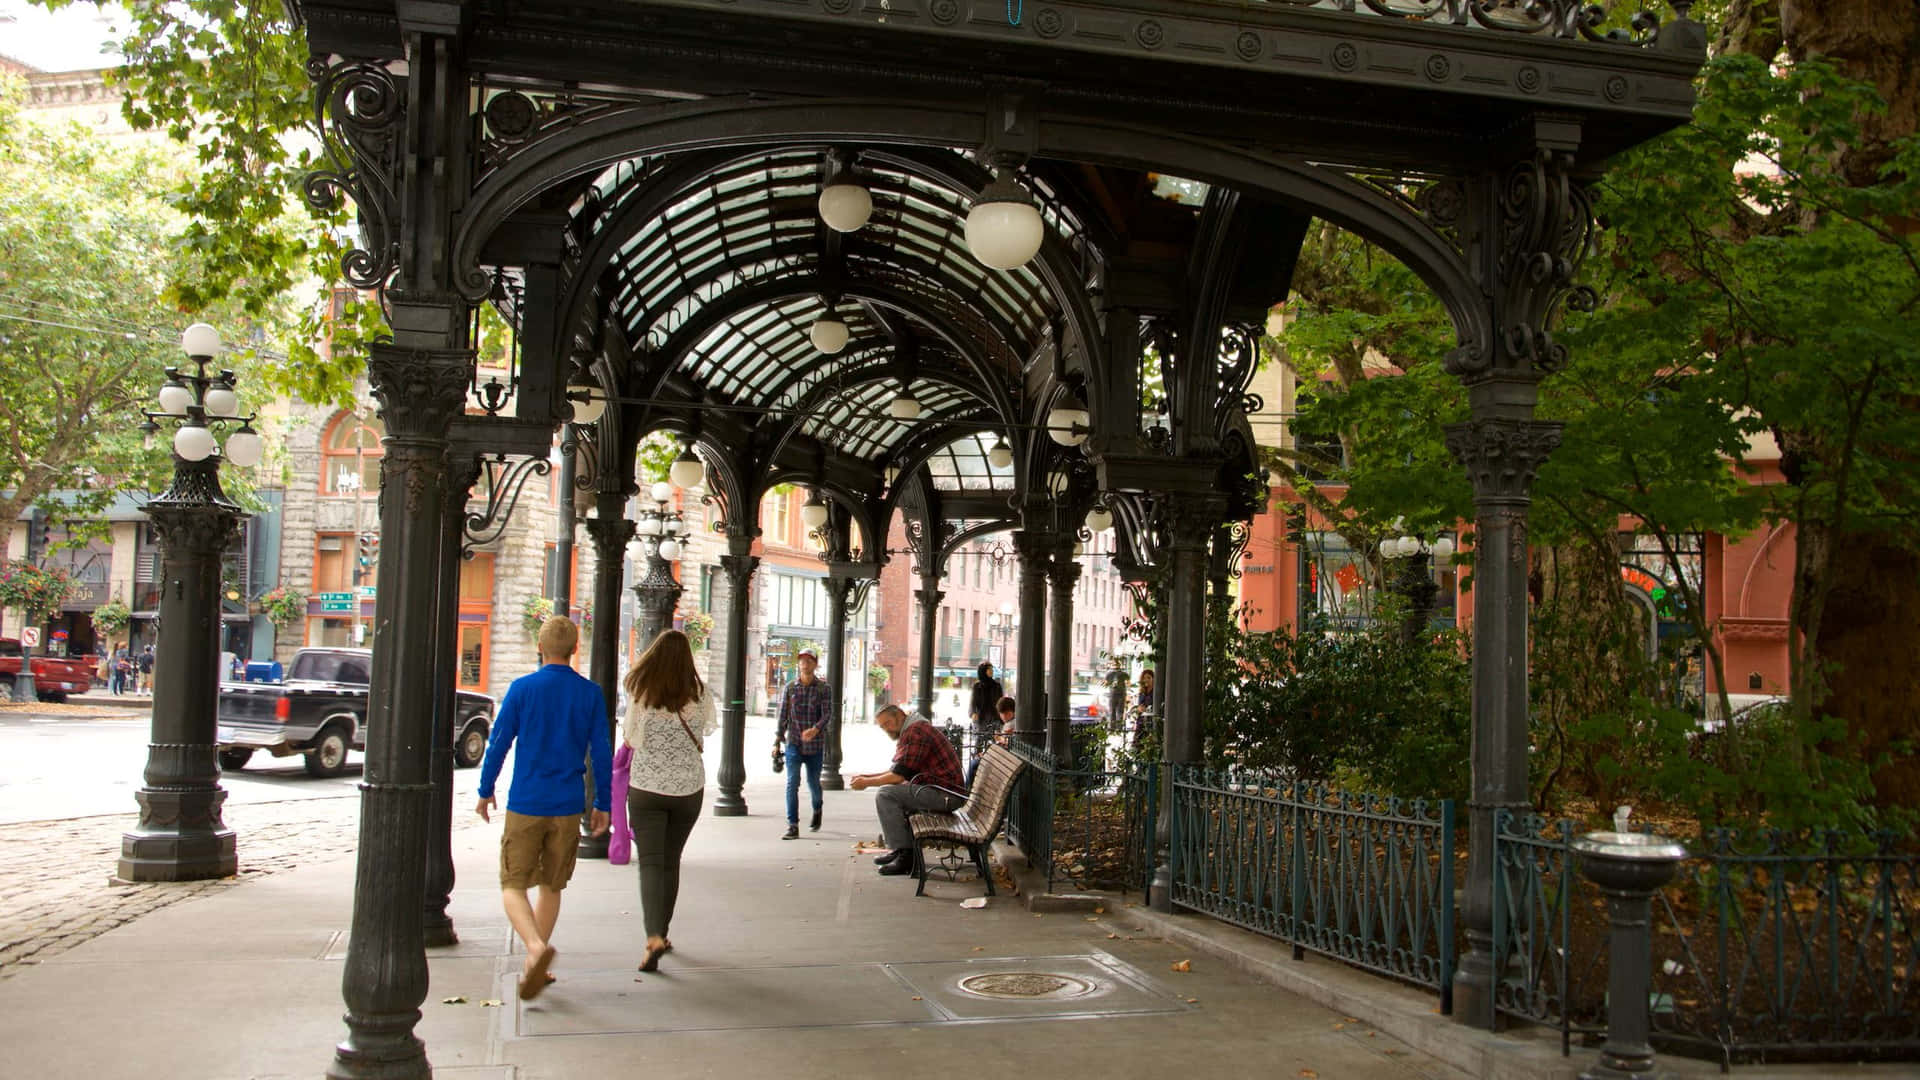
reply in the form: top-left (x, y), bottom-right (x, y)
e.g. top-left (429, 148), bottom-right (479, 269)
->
top-left (519, 595), bottom-right (555, 638)
top-left (92, 597), bottom-right (133, 644)
top-left (682, 611), bottom-right (713, 650)
top-left (259, 585), bottom-right (307, 631)
top-left (0, 561), bottom-right (79, 637)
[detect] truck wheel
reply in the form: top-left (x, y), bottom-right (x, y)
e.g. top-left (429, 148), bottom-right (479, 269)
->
top-left (304, 726), bottom-right (351, 778)
top-left (454, 719), bottom-right (489, 769)
top-left (218, 748), bottom-right (254, 771)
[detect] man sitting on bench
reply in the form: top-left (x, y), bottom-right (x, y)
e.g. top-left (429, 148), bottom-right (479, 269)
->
top-left (849, 705), bottom-right (967, 876)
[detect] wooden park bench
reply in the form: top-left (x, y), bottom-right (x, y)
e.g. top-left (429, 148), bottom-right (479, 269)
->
top-left (907, 743), bottom-right (1025, 898)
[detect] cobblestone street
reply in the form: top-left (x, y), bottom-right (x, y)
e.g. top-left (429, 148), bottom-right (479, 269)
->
top-left (0, 795), bottom-right (486, 975)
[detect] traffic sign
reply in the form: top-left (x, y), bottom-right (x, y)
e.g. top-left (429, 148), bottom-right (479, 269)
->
top-left (20, 626), bottom-right (40, 648)
top-left (317, 592), bottom-right (356, 613)
top-left (356, 586), bottom-right (377, 599)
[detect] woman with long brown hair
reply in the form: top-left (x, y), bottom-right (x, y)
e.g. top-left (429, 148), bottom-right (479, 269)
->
top-left (620, 629), bottom-right (715, 972)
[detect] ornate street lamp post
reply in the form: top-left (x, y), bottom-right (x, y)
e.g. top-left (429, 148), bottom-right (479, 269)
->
top-left (119, 323), bottom-right (264, 882)
top-left (628, 481), bottom-right (690, 649)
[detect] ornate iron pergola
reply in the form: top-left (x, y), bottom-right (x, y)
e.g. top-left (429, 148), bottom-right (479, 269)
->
top-left (283, 1), bottom-right (1706, 1074)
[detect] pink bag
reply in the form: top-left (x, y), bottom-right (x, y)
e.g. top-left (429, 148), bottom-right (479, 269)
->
top-left (609, 743), bottom-right (633, 864)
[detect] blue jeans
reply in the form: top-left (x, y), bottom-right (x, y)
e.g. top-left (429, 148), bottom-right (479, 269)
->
top-left (784, 746), bottom-right (823, 825)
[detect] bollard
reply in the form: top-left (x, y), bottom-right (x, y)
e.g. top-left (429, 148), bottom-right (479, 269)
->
top-left (1572, 809), bottom-right (1687, 1080)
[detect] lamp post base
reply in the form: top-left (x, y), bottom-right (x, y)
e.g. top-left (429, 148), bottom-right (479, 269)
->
top-left (118, 787), bottom-right (237, 882)
top-left (711, 791), bottom-right (747, 817)
top-left (9, 673), bottom-right (36, 703)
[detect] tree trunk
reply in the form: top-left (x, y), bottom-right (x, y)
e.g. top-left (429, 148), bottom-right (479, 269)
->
top-left (1530, 538), bottom-right (1648, 810)
top-left (1764, 2), bottom-right (1920, 813)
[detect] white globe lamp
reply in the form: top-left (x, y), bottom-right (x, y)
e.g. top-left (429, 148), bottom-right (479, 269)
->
top-left (801, 496), bottom-right (830, 530)
top-left (1046, 400), bottom-right (1089, 447)
top-left (156, 381), bottom-right (194, 414)
top-left (888, 393), bottom-right (921, 420)
top-left (987, 437), bottom-right (1014, 469)
top-left (570, 386), bottom-right (606, 424)
top-left (203, 384), bottom-right (240, 417)
top-left (180, 323), bottom-right (221, 359)
top-left (964, 171), bottom-right (1045, 270)
top-left (224, 427), bottom-right (265, 467)
top-left (809, 314), bottom-right (849, 354)
top-left (1085, 505), bottom-right (1114, 532)
top-left (651, 481), bottom-right (674, 504)
top-left (1431, 537), bottom-right (1455, 562)
top-left (173, 425), bottom-right (217, 462)
top-left (657, 538), bottom-right (682, 561)
top-left (817, 182), bottom-right (873, 233)
top-left (670, 449), bottom-right (704, 489)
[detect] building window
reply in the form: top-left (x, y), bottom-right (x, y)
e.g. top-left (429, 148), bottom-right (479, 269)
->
top-left (762, 490), bottom-right (790, 547)
top-left (322, 412), bottom-right (385, 495)
top-left (458, 554), bottom-right (494, 691)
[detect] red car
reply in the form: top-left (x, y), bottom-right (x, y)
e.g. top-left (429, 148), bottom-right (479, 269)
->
top-left (0, 639), bottom-right (97, 703)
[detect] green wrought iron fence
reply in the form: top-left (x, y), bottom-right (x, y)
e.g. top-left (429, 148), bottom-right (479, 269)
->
top-left (1493, 815), bottom-right (1920, 1065)
top-left (1169, 767), bottom-right (1456, 1010)
top-left (1004, 738), bottom-right (1158, 896)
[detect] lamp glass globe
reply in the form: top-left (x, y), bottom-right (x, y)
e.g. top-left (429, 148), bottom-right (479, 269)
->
top-left (801, 499), bottom-right (830, 529)
top-left (657, 538), bottom-right (681, 561)
top-left (987, 438), bottom-right (1014, 469)
top-left (809, 316), bottom-right (849, 354)
top-left (964, 198), bottom-right (1044, 270)
top-left (224, 428), bottom-right (265, 467)
top-left (157, 382), bottom-right (194, 414)
top-left (173, 425), bottom-right (217, 462)
top-left (670, 452), bottom-right (704, 489)
top-left (651, 481), bottom-right (674, 504)
top-left (1085, 506), bottom-right (1114, 532)
top-left (636, 516), bottom-right (662, 537)
top-left (180, 323), bottom-right (221, 358)
top-left (203, 385), bottom-right (240, 417)
top-left (1046, 405), bottom-right (1089, 446)
top-left (1431, 537), bottom-right (1455, 561)
top-left (888, 395), bottom-right (920, 420)
top-left (817, 182), bottom-right (873, 232)
top-left (570, 387), bottom-right (606, 424)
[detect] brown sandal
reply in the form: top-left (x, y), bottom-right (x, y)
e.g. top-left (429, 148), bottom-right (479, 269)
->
top-left (519, 944), bottom-right (557, 1000)
top-left (638, 941), bottom-right (667, 972)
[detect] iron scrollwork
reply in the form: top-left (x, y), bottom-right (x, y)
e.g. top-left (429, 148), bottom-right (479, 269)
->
top-left (1485, 151), bottom-right (1598, 379)
top-left (462, 454), bottom-right (554, 555)
top-left (304, 58), bottom-right (404, 291)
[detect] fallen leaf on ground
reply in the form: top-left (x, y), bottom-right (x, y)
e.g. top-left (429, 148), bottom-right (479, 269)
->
top-left (440, 996), bottom-right (468, 1004)
top-left (911, 996), bottom-right (923, 1001)
top-left (1084, 915), bottom-right (1100, 921)
top-left (1170, 960), bottom-right (1191, 973)
top-left (1185, 997), bottom-right (1199, 1004)
top-left (480, 1000), bottom-right (504, 1008)
top-left (1094, 906), bottom-right (1105, 914)
top-left (1383, 1050), bottom-right (1405, 1058)
top-left (972, 946), bottom-right (984, 952)
top-left (1332, 1022), bottom-right (1346, 1031)
top-left (1366, 1031), bottom-right (1377, 1038)
top-left (1298, 1070), bottom-right (1318, 1079)
top-left (1343, 1016), bottom-right (1359, 1023)
top-left (1106, 933), bottom-right (1119, 940)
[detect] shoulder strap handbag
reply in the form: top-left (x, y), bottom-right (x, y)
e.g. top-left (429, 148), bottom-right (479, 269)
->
top-left (676, 707), bottom-right (700, 749)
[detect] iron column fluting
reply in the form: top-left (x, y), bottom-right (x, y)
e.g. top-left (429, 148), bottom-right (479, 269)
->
top-left (821, 575), bottom-right (852, 789)
top-left (1045, 538), bottom-right (1080, 768)
top-left (713, 537), bottom-right (757, 816)
top-left (119, 324), bottom-right (261, 883)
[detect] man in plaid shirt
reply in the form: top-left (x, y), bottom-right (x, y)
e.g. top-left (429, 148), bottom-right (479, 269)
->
top-left (776, 649), bottom-right (832, 839)
top-left (849, 705), bottom-right (966, 875)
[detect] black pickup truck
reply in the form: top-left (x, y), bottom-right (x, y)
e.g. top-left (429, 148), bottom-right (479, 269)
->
top-left (216, 647), bottom-right (495, 778)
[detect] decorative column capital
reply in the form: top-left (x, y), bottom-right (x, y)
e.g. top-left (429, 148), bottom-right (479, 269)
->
top-left (1049, 550), bottom-right (1082, 594)
top-left (1161, 492), bottom-right (1226, 553)
top-left (823, 576), bottom-right (854, 607)
top-left (1444, 417), bottom-right (1565, 503)
top-left (1012, 529), bottom-right (1054, 569)
top-left (914, 585), bottom-right (945, 610)
top-left (144, 458), bottom-right (245, 556)
top-left (365, 344), bottom-right (472, 440)
top-left (583, 515), bottom-right (635, 557)
top-left (720, 552), bottom-right (759, 588)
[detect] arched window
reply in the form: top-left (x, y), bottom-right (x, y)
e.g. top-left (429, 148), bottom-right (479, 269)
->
top-left (321, 413), bottom-right (384, 495)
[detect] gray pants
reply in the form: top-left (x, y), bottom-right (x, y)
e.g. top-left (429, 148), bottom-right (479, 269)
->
top-left (627, 787), bottom-right (703, 939)
top-left (875, 783), bottom-right (966, 851)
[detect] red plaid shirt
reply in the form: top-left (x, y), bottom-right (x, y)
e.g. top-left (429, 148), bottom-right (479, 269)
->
top-left (891, 717), bottom-right (965, 793)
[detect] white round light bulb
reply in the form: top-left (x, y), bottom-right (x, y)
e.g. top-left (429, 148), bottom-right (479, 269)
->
top-left (224, 428), bottom-right (265, 467)
top-left (810, 315), bottom-right (849, 354)
top-left (817, 182), bottom-right (873, 233)
top-left (570, 387), bottom-right (606, 424)
top-left (173, 425), bottom-right (217, 462)
top-left (203, 385), bottom-right (240, 417)
top-left (657, 538), bottom-right (681, 561)
top-left (988, 438), bottom-right (1014, 470)
top-left (651, 481), bottom-right (674, 504)
top-left (1431, 537), bottom-right (1455, 562)
top-left (964, 184), bottom-right (1045, 271)
top-left (180, 323), bottom-right (221, 358)
top-left (156, 382), bottom-right (194, 414)
top-left (801, 499), bottom-right (830, 530)
top-left (888, 394), bottom-right (921, 420)
top-left (1046, 404), bottom-right (1090, 447)
top-left (1085, 506), bottom-right (1114, 532)
top-left (670, 451), bottom-right (704, 490)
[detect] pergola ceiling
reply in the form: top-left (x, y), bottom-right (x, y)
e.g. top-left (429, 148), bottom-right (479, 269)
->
top-left (559, 142), bottom-right (1119, 479)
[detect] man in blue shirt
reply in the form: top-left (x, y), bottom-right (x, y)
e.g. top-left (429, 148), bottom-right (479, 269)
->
top-left (476, 616), bottom-right (612, 1001)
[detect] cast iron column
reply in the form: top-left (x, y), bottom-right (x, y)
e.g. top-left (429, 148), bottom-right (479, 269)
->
top-left (913, 573), bottom-right (942, 719)
top-left (1446, 396), bottom-right (1563, 1027)
top-left (1011, 530), bottom-right (1050, 746)
top-left (551, 426), bottom-right (577, 617)
top-left (1150, 496), bottom-right (1219, 911)
top-left (331, 343), bottom-right (469, 1079)
top-left (423, 453), bottom-right (480, 946)
top-left (578, 503), bottom-right (633, 859)
top-left (118, 455), bottom-right (243, 881)
top-left (713, 536), bottom-right (757, 816)
top-left (821, 575), bottom-right (852, 789)
top-left (1045, 540), bottom-right (1080, 766)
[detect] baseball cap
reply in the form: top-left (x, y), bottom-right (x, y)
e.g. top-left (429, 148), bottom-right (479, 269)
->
top-left (796, 649), bottom-right (818, 660)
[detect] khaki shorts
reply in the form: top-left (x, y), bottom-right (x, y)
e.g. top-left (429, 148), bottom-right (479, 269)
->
top-left (499, 811), bottom-right (580, 891)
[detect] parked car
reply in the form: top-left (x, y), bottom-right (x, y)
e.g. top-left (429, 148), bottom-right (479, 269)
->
top-left (0, 639), bottom-right (96, 703)
top-left (216, 647), bottom-right (494, 778)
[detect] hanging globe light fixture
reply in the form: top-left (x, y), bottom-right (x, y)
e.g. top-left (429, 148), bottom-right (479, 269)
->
top-left (670, 446), bottom-right (704, 489)
top-left (223, 424), bottom-right (265, 468)
top-left (888, 389), bottom-right (921, 419)
top-left (801, 493), bottom-right (830, 530)
top-left (964, 168), bottom-right (1045, 270)
top-left (987, 437), bottom-right (1014, 470)
top-left (203, 381), bottom-right (240, 417)
top-left (818, 181), bottom-right (873, 233)
top-left (1046, 392), bottom-right (1089, 447)
top-left (1085, 504), bottom-right (1114, 532)
top-left (810, 309), bottom-right (849, 354)
top-left (173, 425), bottom-right (217, 462)
top-left (569, 384), bottom-right (607, 424)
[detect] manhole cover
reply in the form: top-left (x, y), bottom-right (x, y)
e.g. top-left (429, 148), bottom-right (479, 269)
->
top-left (957, 972), bottom-right (1097, 1000)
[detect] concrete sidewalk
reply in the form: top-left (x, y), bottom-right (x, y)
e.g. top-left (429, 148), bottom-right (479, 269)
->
top-left (2, 768), bottom-right (1468, 1080)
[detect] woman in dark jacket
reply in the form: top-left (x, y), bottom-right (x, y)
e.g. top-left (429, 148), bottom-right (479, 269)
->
top-left (964, 662), bottom-right (1003, 786)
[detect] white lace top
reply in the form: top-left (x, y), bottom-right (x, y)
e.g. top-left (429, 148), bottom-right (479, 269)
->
top-left (623, 692), bottom-right (718, 797)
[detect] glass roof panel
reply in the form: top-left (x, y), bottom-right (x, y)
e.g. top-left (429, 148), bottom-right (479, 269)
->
top-left (924, 432), bottom-right (1018, 493)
